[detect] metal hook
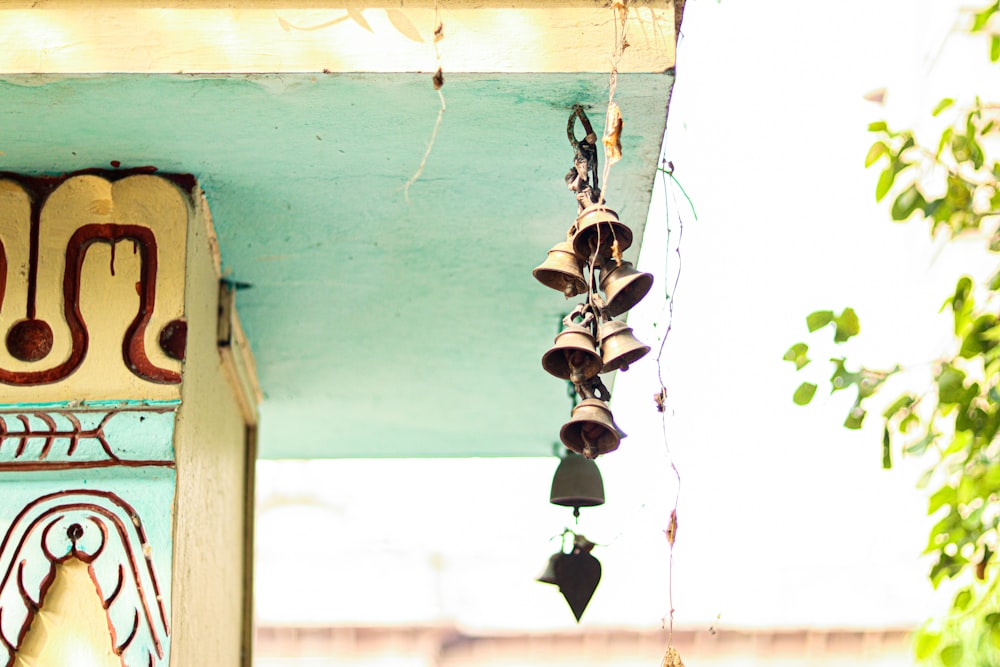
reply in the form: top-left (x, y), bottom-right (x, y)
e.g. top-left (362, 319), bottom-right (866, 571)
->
top-left (563, 303), bottom-right (595, 329)
top-left (565, 105), bottom-right (601, 206)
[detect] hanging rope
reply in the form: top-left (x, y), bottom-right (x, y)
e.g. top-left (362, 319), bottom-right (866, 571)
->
top-left (655, 155), bottom-right (688, 651)
top-left (402, 4), bottom-right (446, 202)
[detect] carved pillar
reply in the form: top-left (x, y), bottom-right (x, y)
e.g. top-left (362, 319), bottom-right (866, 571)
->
top-left (0, 172), bottom-right (258, 667)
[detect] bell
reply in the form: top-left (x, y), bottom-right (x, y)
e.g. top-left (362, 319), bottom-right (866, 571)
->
top-left (560, 398), bottom-right (625, 459)
top-left (598, 319), bottom-right (650, 373)
top-left (535, 551), bottom-right (563, 585)
top-left (541, 324), bottom-right (603, 383)
top-left (599, 260), bottom-right (653, 317)
top-left (555, 537), bottom-right (601, 622)
top-left (532, 241), bottom-right (588, 298)
top-left (570, 205), bottom-right (633, 260)
top-left (550, 451), bottom-right (605, 513)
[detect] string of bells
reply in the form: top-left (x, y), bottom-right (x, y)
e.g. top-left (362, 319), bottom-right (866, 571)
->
top-left (532, 106), bottom-right (653, 623)
top-left (532, 106), bottom-right (654, 460)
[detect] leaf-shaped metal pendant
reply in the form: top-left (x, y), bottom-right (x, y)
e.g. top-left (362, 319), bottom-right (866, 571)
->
top-left (555, 549), bottom-right (601, 621)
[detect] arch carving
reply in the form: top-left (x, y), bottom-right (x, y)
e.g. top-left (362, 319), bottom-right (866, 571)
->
top-left (0, 489), bottom-right (169, 667)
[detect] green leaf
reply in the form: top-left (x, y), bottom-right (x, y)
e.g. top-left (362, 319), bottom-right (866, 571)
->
top-left (905, 431), bottom-right (936, 455)
top-left (946, 174), bottom-right (972, 211)
top-left (864, 141), bottom-right (888, 167)
top-left (949, 276), bottom-right (974, 333)
top-left (960, 315), bottom-right (997, 358)
top-left (829, 357), bottom-right (859, 391)
top-left (806, 310), bottom-right (834, 332)
top-left (875, 166), bottom-right (895, 202)
top-left (937, 127), bottom-right (954, 158)
top-left (793, 382), bottom-right (818, 406)
top-left (868, 120), bottom-right (888, 132)
top-left (944, 429), bottom-right (972, 455)
top-left (932, 98), bottom-right (955, 116)
top-left (951, 134), bottom-right (971, 162)
top-left (882, 426), bottom-right (892, 469)
top-left (991, 624), bottom-right (1000, 651)
top-left (929, 486), bottom-right (954, 514)
top-left (883, 394), bottom-right (914, 419)
top-left (985, 323), bottom-right (1000, 343)
top-left (844, 404), bottom-right (865, 429)
top-left (891, 185), bottom-right (924, 221)
top-left (970, 136), bottom-right (985, 169)
top-left (924, 196), bottom-right (949, 224)
top-left (783, 342), bottom-right (811, 370)
top-left (953, 588), bottom-right (972, 611)
top-left (937, 365), bottom-right (968, 405)
top-left (899, 412), bottom-right (919, 433)
top-left (992, 34), bottom-right (1000, 62)
top-left (915, 631), bottom-right (941, 660)
top-left (898, 133), bottom-right (915, 155)
top-left (833, 308), bottom-right (861, 342)
top-left (972, 3), bottom-right (998, 31)
top-left (951, 276), bottom-right (972, 309)
top-left (939, 643), bottom-right (963, 667)
top-left (930, 553), bottom-right (962, 587)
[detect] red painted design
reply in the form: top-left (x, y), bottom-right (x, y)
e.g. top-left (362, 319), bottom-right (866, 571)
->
top-left (0, 170), bottom-right (193, 386)
top-left (0, 490), bottom-right (170, 667)
top-left (5, 319), bottom-right (53, 362)
top-left (157, 319), bottom-right (186, 362)
top-left (0, 412), bottom-right (116, 462)
top-left (0, 409), bottom-right (176, 469)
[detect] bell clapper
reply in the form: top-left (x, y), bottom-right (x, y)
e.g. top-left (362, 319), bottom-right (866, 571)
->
top-left (580, 427), bottom-right (601, 459)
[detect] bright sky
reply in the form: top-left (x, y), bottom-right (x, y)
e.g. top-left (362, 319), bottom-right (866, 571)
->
top-left (255, 0), bottom-right (999, 633)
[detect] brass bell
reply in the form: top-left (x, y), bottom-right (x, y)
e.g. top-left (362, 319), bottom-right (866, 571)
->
top-left (559, 398), bottom-right (625, 459)
top-left (598, 319), bottom-right (650, 373)
top-left (535, 551), bottom-right (563, 585)
top-left (550, 451), bottom-right (605, 515)
top-left (532, 241), bottom-right (588, 298)
top-left (541, 324), bottom-right (602, 383)
top-left (571, 205), bottom-right (633, 260)
top-left (599, 260), bottom-right (653, 317)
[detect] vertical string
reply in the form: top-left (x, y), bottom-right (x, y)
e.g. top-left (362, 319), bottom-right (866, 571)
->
top-left (599, 1), bottom-right (630, 203)
top-left (402, 3), bottom-right (447, 202)
top-left (656, 156), bottom-right (685, 647)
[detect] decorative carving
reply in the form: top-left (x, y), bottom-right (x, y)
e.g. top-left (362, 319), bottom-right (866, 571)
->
top-left (2, 223), bottom-right (176, 386)
top-left (0, 409), bottom-right (176, 471)
top-left (0, 171), bottom-right (191, 394)
top-left (0, 490), bottom-right (170, 667)
top-left (157, 319), bottom-right (187, 362)
top-left (5, 320), bottom-right (53, 363)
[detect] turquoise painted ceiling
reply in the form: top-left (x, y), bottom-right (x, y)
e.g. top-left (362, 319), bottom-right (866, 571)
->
top-left (0, 72), bottom-right (673, 457)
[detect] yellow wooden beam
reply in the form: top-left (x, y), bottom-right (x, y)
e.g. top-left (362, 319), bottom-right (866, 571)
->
top-left (0, 2), bottom-right (675, 73)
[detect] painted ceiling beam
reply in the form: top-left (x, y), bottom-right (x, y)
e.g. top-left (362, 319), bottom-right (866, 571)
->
top-left (0, 1), bottom-right (675, 74)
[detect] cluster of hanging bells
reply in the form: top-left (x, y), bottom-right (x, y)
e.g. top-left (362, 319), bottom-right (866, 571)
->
top-left (533, 204), bottom-right (654, 459)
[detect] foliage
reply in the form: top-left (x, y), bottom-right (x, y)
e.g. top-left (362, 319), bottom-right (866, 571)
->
top-left (785, 6), bottom-right (1000, 665)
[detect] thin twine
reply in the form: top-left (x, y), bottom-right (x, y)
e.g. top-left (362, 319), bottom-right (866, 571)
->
top-left (598, 1), bottom-right (630, 202)
top-left (655, 156), bottom-right (685, 646)
top-left (402, 4), bottom-right (446, 203)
